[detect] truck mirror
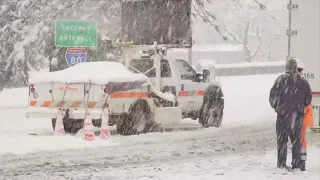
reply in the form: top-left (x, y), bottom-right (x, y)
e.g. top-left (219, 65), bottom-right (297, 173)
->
top-left (203, 69), bottom-right (210, 81)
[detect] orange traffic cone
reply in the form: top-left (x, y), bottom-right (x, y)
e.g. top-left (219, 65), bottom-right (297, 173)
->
top-left (100, 110), bottom-right (111, 140)
top-left (55, 110), bottom-right (65, 135)
top-left (83, 111), bottom-right (95, 141)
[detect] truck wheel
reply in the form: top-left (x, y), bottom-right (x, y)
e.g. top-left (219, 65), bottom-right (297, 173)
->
top-left (69, 119), bottom-right (84, 134)
top-left (92, 119), bottom-right (102, 128)
top-left (199, 85), bottom-right (224, 128)
top-left (51, 118), bottom-right (57, 131)
top-left (116, 99), bottom-right (152, 135)
top-left (51, 118), bottom-right (84, 134)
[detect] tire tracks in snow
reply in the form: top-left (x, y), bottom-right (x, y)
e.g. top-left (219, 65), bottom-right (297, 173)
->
top-left (0, 122), bottom-right (276, 179)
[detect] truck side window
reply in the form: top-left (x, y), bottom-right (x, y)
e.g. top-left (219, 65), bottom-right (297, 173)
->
top-left (129, 59), bottom-right (156, 77)
top-left (161, 59), bottom-right (172, 77)
top-left (129, 59), bottom-right (171, 78)
top-left (176, 59), bottom-right (196, 80)
top-left (145, 69), bottom-right (156, 77)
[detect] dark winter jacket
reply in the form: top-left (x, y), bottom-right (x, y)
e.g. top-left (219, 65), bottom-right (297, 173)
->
top-left (269, 72), bottom-right (312, 117)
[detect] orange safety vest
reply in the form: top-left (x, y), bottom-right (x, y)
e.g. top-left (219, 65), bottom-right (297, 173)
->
top-left (301, 105), bottom-right (314, 149)
top-left (304, 105), bottom-right (314, 128)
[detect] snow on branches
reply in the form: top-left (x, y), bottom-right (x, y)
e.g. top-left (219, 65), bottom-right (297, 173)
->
top-left (0, 0), bottom-right (121, 87)
top-left (193, 0), bottom-right (286, 62)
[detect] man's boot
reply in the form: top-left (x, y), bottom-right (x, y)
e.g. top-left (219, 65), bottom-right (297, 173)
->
top-left (300, 160), bottom-right (306, 171)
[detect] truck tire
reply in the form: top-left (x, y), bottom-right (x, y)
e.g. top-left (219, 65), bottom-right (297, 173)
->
top-left (199, 85), bottom-right (224, 128)
top-left (51, 118), bottom-right (84, 134)
top-left (116, 99), bottom-right (153, 135)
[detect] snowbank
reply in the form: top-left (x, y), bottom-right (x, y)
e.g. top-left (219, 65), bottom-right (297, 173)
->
top-left (29, 61), bottom-right (148, 84)
top-left (214, 61), bottom-right (285, 69)
top-left (220, 73), bottom-right (280, 127)
top-left (0, 87), bottom-right (29, 108)
top-left (195, 60), bottom-right (285, 70)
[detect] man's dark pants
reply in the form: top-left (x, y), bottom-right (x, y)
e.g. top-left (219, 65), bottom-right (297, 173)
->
top-left (276, 112), bottom-right (303, 168)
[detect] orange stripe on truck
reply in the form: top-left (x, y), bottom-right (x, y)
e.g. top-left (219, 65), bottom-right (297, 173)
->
top-left (56, 101), bottom-right (65, 107)
top-left (196, 90), bottom-right (205, 96)
top-left (41, 101), bottom-right (52, 107)
top-left (110, 91), bottom-right (148, 98)
top-left (30, 100), bottom-right (37, 106)
top-left (312, 92), bottom-right (320, 96)
top-left (179, 90), bottom-right (205, 97)
top-left (28, 100), bottom-right (107, 108)
top-left (71, 102), bottom-right (82, 108)
top-left (88, 102), bottom-right (97, 108)
top-left (179, 91), bottom-right (189, 97)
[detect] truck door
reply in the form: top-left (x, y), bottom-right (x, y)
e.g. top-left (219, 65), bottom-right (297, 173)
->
top-left (175, 59), bottom-right (207, 112)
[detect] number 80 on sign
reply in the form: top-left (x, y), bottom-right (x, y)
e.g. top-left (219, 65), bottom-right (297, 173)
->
top-left (65, 48), bottom-right (88, 67)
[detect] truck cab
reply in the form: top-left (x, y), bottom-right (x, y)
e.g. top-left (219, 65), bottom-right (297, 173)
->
top-left (127, 49), bottom-right (218, 119)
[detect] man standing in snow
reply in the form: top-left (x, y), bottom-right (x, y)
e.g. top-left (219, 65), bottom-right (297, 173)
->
top-left (269, 58), bottom-right (312, 170)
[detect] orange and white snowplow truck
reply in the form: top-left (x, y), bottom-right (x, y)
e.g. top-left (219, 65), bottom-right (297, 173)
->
top-left (27, 44), bottom-right (224, 135)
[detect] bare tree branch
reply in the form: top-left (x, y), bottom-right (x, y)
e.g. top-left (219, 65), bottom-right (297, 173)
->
top-left (250, 37), bottom-right (262, 60)
top-left (234, 0), bottom-right (243, 8)
top-left (253, 0), bottom-right (266, 10)
top-left (249, 28), bottom-right (263, 60)
top-left (193, 0), bottom-right (228, 41)
top-left (221, 23), bottom-right (243, 44)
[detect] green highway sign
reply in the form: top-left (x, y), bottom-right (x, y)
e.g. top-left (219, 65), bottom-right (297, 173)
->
top-left (55, 20), bottom-right (97, 47)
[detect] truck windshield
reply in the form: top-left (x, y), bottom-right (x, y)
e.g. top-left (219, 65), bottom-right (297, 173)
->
top-left (176, 59), bottom-right (197, 80)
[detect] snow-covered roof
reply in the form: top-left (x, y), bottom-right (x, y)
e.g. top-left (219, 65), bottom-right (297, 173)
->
top-left (29, 61), bottom-right (148, 84)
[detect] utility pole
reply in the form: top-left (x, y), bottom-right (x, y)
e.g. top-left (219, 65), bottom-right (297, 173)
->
top-left (287, 0), bottom-right (293, 60)
top-left (286, 0), bottom-right (298, 60)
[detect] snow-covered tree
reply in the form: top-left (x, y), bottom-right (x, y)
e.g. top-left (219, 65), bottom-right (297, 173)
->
top-left (0, 0), bottom-right (121, 87)
top-left (193, 0), bottom-right (286, 62)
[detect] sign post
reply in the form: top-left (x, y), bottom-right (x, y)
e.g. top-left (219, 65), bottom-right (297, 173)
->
top-left (55, 20), bottom-right (97, 47)
top-left (65, 48), bottom-right (88, 67)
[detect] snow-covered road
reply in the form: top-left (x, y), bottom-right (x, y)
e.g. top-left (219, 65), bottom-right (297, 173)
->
top-left (0, 121), bottom-right (319, 180)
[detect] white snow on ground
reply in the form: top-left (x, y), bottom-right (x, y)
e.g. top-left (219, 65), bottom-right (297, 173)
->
top-left (0, 120), bottom-right (318, 179)
top-left (215, 61), bottom-right (285, 68)
top-left (0, 87), bottom-right (29, 108)
top-left (93, 147), bottom-right (320, 180)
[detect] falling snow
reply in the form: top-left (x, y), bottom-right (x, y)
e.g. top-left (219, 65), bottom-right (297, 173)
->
top-left (0, 0), bottom-right (319, 180)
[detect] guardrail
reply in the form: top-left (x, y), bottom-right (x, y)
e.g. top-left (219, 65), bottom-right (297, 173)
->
top-left (208, 61), bottom-right (286, 78)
